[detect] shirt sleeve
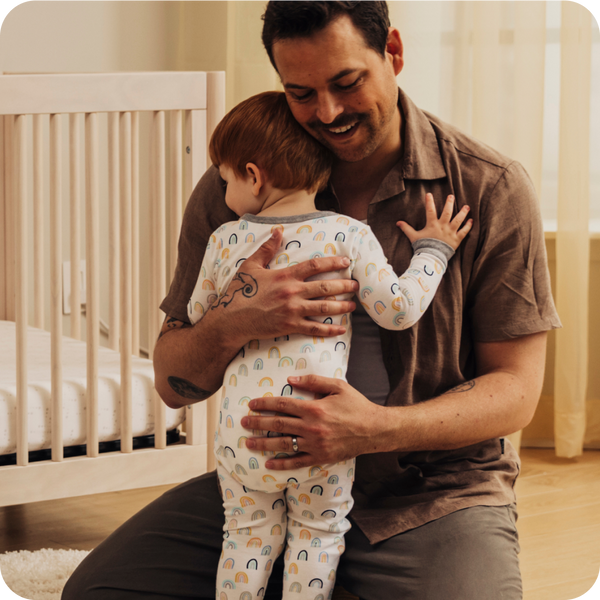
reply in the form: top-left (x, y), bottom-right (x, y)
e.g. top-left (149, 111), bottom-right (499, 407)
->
top-left (466, 161), bottom-right (561, 340)
top-left (351, 228), bottom-right (453, 330)
top-left (186, 236), bottom-right (220, 325)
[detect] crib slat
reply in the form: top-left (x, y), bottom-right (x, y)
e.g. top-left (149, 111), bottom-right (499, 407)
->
top-left (183, 109), bottom-right (206, 208)
top-left (183, 110), bottom-right (207, 449)
top-left (120, 111), bottom-right (133, 453)
top-left (0, 117), bottom-right (5, 321)
top-left (50, 114), bottom-right (64, 462)
top-left (69, 114), bottom-right (82, 340)
top-left (33, 114), bottom-right (44, 329)
top-left (15, 114), bottom-right (28, 467)
top-left (206, 71), bottom-right (226, 170)
top-left (131, 111), bottom-right (140, 358)
top-left (170, 110), bottom-right (183, 280)
top-left (85, 112), bottom-right (100, 458)
top-left (4, 116), bottom-right (15, 322)
top-left (152, 110), bottom-right (167, 449)
top-left (108, 112), bottom-right (120, 352)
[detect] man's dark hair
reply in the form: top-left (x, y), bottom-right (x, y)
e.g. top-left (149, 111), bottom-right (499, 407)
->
top-left (261, 1), bottom-right (391, 70)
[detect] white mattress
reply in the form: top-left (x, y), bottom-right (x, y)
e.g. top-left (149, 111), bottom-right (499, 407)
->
top-left (0, 320), bottom-right (185, 455)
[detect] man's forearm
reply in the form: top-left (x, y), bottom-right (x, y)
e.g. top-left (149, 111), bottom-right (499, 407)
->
top-left (379, 332), bottom-right (547, 453)
top-left (153, 313), bottom-right (242, 409)
top-left (380, 372), bottom-right (534, 453)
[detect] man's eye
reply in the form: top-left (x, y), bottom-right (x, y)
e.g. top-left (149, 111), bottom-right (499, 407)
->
top-left (338, 78), bottom-right (359, 91)
top-left (290, 91), bottom-right (312, 101)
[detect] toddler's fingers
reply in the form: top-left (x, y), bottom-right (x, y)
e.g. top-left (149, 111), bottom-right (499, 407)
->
top-left (450, 205), bottom-right (470, 230)
top-left (397, 220), bottom-right (417, 242)
top-left (424, 193), bottom-right (438, 222)
top-left (440, 195), bottom-right (455, 223)
top-left (456, 218), bottom-right (474, 241)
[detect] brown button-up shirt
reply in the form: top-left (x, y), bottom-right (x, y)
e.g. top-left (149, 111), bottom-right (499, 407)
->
top-left (161, 89), bottom-right (561, 544)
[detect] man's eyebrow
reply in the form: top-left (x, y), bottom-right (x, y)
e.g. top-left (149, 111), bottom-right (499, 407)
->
top-left (283, 68), bottom-right (361, 90)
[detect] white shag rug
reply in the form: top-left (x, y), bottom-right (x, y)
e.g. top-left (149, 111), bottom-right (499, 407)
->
top-left (0, 549), bottom-right (90, 600)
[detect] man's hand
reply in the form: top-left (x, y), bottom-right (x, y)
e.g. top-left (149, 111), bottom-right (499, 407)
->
top-left (241, 375), bottom-right (384, 469)
top-left (214, 229), bottom-right (359, 345)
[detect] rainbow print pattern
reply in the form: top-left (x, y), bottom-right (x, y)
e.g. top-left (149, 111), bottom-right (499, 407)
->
top-left (187, 211), bottom-right (450, 599)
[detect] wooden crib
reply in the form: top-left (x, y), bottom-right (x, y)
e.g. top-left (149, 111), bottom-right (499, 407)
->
top-left (0, 71), bottom-right (225, 507)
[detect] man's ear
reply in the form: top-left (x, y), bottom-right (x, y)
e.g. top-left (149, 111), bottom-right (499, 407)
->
top-left (387, 28), bottom-right (404, 76)
top-left (246, 162), bottom-right (265, 196)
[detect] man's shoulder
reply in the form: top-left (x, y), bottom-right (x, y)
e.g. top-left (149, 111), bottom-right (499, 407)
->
top-left (423, 110), bottom-right (513, 172)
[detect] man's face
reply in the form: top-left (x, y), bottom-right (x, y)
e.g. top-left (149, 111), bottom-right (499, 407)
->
top-left (272, 15), bottom-right (403, 164)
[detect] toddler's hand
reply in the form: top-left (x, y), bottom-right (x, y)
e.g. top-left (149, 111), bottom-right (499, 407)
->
top-left (396, 193), bottom-right (472, 250)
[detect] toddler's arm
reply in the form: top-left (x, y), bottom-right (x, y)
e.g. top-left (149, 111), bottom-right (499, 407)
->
top-left (187, 237), bottom-right (221, 325)
top-left (354, 193), bottom-right (471, 330)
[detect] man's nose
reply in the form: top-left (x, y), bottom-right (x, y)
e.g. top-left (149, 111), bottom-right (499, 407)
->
top-left (315, 94), bottom-right (344, 125)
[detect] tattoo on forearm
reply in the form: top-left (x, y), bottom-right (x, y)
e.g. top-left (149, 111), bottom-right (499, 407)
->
top-left (444, 380), bottom-right (476, 394)
top-left (158, 317), bottom-right (190, 341)
top-left (168, 376), bottom-right (213, 400)
top-left (211, 271), bottom-right (258, 310)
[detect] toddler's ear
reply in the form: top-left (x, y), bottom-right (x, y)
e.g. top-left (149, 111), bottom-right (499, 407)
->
top-left (245, 162), bottom-right (265, 196)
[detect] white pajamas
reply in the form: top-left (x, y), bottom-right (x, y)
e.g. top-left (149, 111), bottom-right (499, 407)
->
top-left (188, 211), bottom-right (453, 600)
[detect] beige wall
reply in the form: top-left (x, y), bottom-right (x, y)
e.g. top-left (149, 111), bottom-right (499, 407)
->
top-left (1, 2), bottom-right (178, 73)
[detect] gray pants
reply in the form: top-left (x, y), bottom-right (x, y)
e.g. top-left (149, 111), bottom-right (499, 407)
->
top-left (62, 471), bottom-right (522, 600)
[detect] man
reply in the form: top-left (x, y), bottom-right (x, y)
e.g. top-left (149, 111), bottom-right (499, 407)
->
top-left (63, 3), bottom-right (560, 599)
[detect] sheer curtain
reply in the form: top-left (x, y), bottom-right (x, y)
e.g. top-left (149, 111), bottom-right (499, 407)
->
top-left (223, 0), bottom-right (599, 456)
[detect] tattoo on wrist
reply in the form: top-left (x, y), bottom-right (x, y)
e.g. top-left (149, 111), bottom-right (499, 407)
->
top-left (210, 271), bottom-right (258, 310)
top-left (444, 380), bottom-right (476, 394)
top-left (168, 376), bottom-right (213, 400)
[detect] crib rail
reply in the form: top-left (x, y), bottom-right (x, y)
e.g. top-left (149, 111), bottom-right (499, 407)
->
top-left (0, 72), bottom-right (224, 495)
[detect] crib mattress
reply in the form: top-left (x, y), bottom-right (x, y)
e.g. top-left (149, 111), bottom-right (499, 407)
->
top-left (0, 320), bottom-right (185, 455)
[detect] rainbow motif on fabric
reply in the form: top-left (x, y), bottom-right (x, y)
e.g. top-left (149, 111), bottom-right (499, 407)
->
top-left (374, 301), bottom-right (386, 315)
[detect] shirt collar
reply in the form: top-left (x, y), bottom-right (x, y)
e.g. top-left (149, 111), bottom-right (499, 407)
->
top-left (397, 87), bottom-right (447, 181)
top-left (373, 89), bottom-right (447, 203)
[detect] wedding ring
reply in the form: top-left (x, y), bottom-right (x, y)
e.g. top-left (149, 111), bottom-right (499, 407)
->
top-left (291, 436), bottom-right (299, 453)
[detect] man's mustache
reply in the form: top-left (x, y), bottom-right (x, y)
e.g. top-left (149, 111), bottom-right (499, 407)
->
top-left (307, 114), bottom-right (364, 131)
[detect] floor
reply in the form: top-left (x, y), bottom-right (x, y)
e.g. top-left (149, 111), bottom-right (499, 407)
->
top-left (1, 448), bottom-right (599, 599)
top-left (513, 448), bottom-right (600, 600)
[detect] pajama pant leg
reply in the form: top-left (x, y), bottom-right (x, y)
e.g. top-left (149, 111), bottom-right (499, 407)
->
top-left (217, 468), bottom-right (287, 600)
top-left (282, 462), bottom-right (354, 600)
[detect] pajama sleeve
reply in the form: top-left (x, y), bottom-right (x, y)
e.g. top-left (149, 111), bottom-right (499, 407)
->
top-left (187, 235), bottom-right (221, 325)
top-left (351, 229), bottom-right (454, 330)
